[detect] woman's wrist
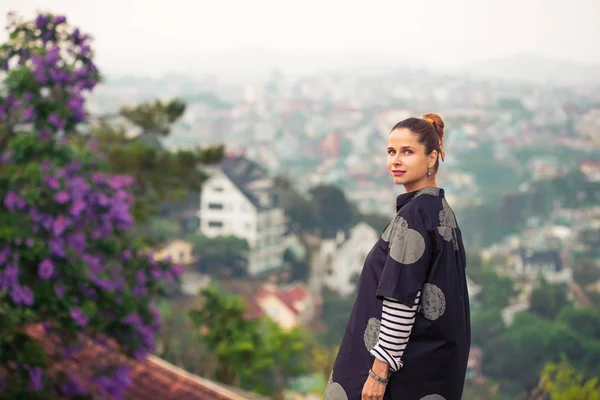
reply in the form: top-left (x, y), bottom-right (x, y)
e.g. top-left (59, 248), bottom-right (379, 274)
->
top-left (372, 358), bottom-right (390, 377)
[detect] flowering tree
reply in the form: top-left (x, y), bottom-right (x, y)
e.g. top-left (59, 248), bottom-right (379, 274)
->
top-left (0, 12), bottom-right (182, 399)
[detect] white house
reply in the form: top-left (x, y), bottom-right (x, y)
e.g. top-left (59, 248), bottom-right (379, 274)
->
top-left (198, 153), bottom-right (286, 276)
top-left (322, 222), bottom-right (380, 296)
top-left (512, 248), bottom-right (572, 284)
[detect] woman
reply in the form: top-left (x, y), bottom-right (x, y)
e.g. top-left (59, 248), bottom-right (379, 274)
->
top-left (324, 114), bottom-right (470, 400)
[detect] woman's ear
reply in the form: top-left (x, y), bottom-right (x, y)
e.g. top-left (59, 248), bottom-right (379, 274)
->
top-left (428, 150), bottom-right (438, 169)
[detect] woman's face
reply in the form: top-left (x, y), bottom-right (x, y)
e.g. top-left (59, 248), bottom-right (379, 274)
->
top-left (387, 128), bottom-right (436, 191)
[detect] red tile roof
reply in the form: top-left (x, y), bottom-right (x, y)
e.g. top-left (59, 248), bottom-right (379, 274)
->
top-left (24, 324), bottom-right (262, 400)
top-left (256, 283), bottom-right (310, 316)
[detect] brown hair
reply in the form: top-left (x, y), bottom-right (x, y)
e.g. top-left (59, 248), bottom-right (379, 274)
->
top-left (390, 113), bottom-right (445, 173)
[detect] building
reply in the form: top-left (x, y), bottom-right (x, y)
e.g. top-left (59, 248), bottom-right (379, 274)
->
top-left (154, 239), bottom-right (196, 265)
top-left (512, 248), bottom-right (572, 284)
top-left (322, 223), bottom-right (380, 296)
top-left (198, 153), bottom-right (286, 276)
top-left (245, 283), bottom-right (318, 330)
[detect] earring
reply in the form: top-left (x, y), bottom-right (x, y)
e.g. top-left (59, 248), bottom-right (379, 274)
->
top-left (427, 170), bottom-right (432, 178)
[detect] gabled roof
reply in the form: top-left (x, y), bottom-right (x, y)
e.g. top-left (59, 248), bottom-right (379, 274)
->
top-left (219, 154), bottom-right (280, 211)
top-left (24, 324), bottom-right (263, 400)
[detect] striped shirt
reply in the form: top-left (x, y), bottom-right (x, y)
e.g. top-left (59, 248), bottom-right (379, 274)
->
top-left (370, 290), bottom-right (421, 371)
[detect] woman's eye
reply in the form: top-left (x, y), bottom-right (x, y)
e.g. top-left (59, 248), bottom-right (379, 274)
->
top-left (404, 150), bottom-right (413, 155)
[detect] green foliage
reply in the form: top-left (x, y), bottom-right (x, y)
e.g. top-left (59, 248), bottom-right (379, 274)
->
top-left (317, 289), bottom-right (355, 347)
top-left (120, 99), bottom-right (186, 136)
top-left (529, 279), bottom-right (569, 320)
top-left (470, 308), bottom-right (505, 347)
top-left (155, 300), bottom-right (217, 377)
top-left (189, 285), bottom-right (310, 398)
top-left (540, 356), bottom-right (600, 400)
top-left (471, 268), bottom-right (518, 309)
top-left (572, 259), bottom-right (600, 288)
top-left (308, 184), bottom-right (356, 238)
top-left (87, 118), bottom-right (224, 222)
top-left (187, 234), bottom-right (249, 277)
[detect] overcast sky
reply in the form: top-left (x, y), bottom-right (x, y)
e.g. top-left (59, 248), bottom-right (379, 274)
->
top-left (1, 0), bottom-right (599, 77)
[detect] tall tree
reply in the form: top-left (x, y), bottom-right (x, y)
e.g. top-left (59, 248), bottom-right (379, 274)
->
top-left (0, 12), bottom-right (181, 399)
top-left (189, 285), bottom-right (310, 398)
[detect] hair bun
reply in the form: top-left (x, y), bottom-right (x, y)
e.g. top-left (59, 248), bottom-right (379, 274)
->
top-left (423, 113), bottom-right (445, 161)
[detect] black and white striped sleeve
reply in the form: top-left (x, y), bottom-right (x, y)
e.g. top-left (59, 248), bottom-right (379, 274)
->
top-left (369, 291), bottom-right (421, 372)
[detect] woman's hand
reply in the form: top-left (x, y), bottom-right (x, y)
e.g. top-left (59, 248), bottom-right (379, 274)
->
top-left (361, 375), bottom-right (386, 400)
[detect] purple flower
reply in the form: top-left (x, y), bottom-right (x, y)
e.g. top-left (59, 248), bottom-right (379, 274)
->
top-left (53, 215), bottom-right (71, 236)
top-left (44, 47), bottom-right (60, 66)
top-left (44, 175), bottom-right (60, 190)
top-left (69, 199), bottom-right (86, 218)
top-left (134, 347), bottom-right (149, 361)
top-left (26, 238), bottom-right (35, 248)
top-left (54, 284), bottom-right (66, 298)
top-left (121, 249), bottom-right (132, 261)
top-left (4, 263), bottom-right (18, 284)
top-left (38, 128), bottom-right (51, 141)
top-left (66, 232), bottom-right (86, 253)
top-left (33, 68), bottom-right (47, 84)
top-left (4, 192), bottom-right (26, 211)
top-left (72, 28), bottom-right (82, 44)
top-left (70, 308), bottom-right (88, 327)
top-left (55, 15), bottom-right (67, 25)
top-left (135, 271), bottom-right (146, 285)
top-left (26, 366), bottom-right (43, 391)
top-left (35, 14), bottom-right (48, 29)
top-left (23, 107), bottom-right (34, 121)
top-left (49, 238), bottom-right (66, 258)
top-left (21, 286), bottom-right (34, 306)
top-left (54, 191), bottom-right (70, 204)
top-left (0, 246), bottom-right (10, 266)
top-left (150, 268), bottom-right (162, 279)
top-left (133, 286), bottom-right (147, 297)
top-left (68, 176), bottom-right (90, 193)
top-left (48, 113), bottom-right (64, 130)
top-left (122, 313), bottom-right (142, 326)
top-left (172, 264), bottom-right (185, 276)
top-left (65, 162), bottom-right (82, 174)
top-left (96, 192), bottom-right (110, 207)
top-left (60, 376), bottom-right (86, 396)
top-left (0, 151), bottom-right (12, 163)
top-left (114, 366), bottom-right (132, 386)
top-left (10, 284), bottom-right (34, 306)
top-left (67, 95), bottom-right (85, 121)
top-left (107, 175), bottom-right (135, 190)
top-left (42, 216), bottom-right (54, 231)
top-left (38, 259), bottom-right (54, 279)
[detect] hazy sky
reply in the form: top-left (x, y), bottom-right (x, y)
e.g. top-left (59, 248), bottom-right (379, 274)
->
top-left (1, 0), bottom-right (599, 77)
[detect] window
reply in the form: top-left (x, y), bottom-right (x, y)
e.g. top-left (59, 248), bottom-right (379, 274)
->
top-left (208, 221), bottom-right (223, 228)
top-left (213, 186), bottom-right (224, 192)
top-left (208, 203), bottom-right (224, 210)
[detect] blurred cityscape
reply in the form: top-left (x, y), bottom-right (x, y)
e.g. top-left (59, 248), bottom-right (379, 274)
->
top-left (1, 2), bottom-right (600, 400)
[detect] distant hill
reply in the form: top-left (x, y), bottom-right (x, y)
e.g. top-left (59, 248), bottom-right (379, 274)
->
top-left (457, 53), bottom-right (600, 85)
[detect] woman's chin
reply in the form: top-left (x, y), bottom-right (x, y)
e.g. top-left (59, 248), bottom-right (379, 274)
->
top-left (392, 176), bottom-right (407, 185)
